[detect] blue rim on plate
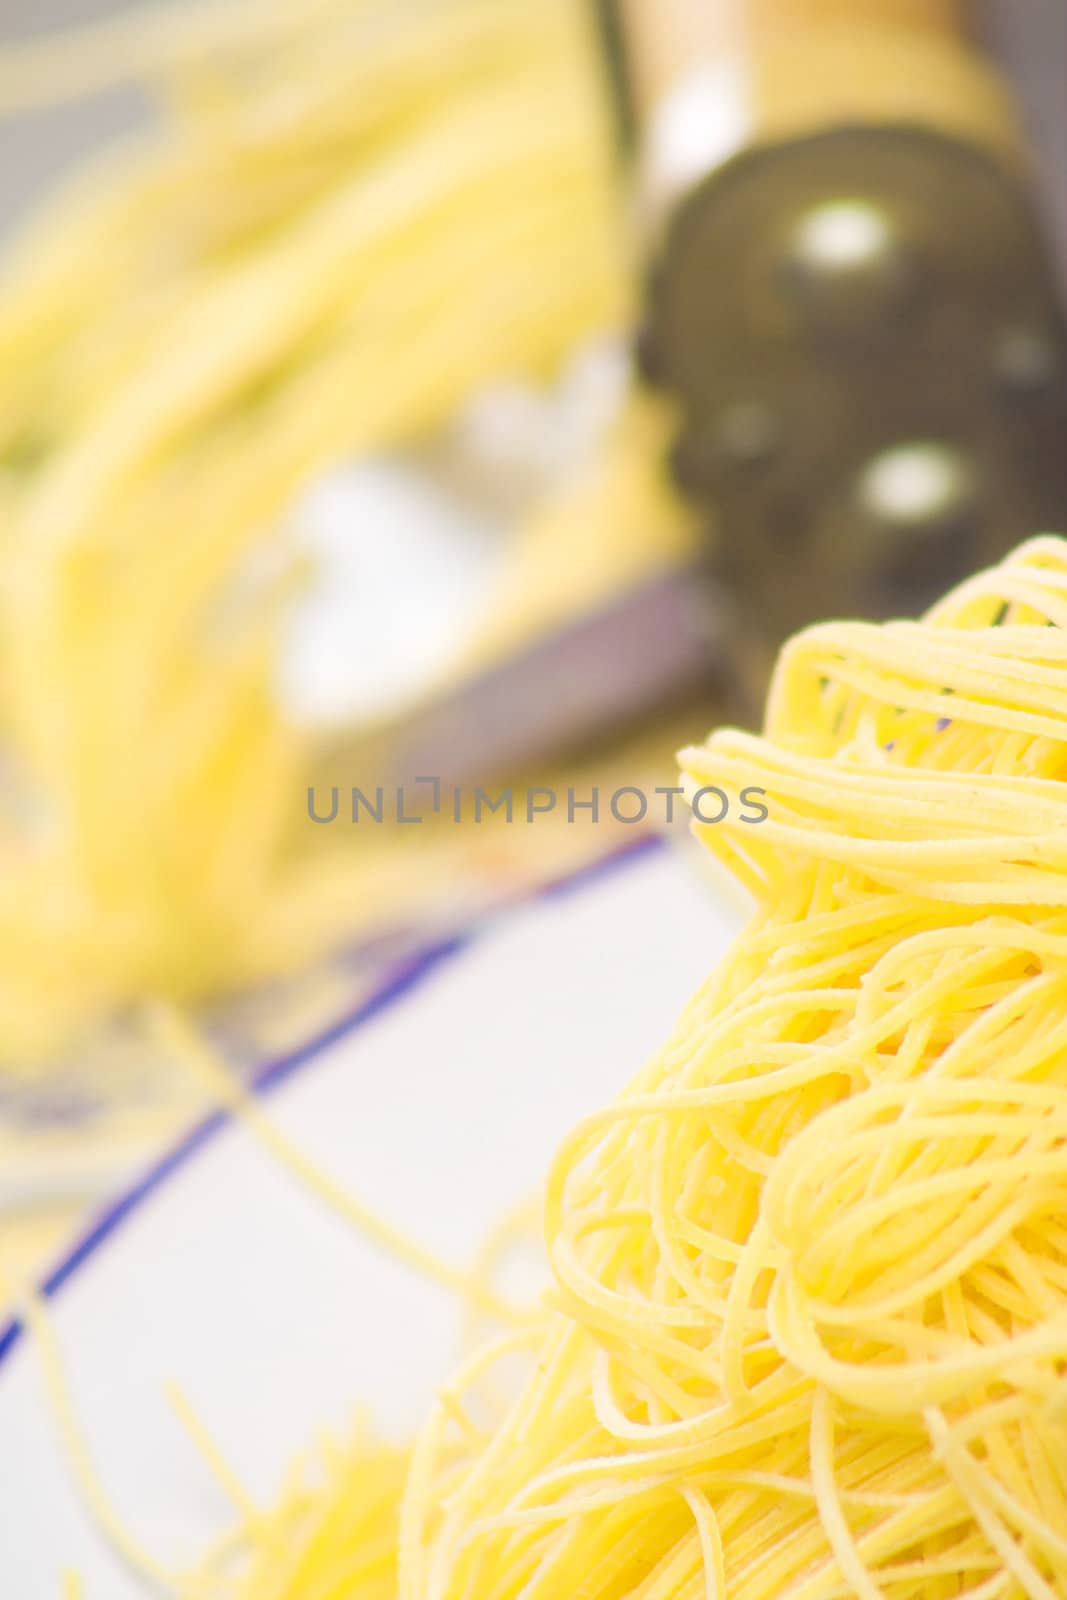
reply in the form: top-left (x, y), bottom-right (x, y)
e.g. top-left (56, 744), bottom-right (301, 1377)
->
top-left (0, 833), bottom-right (664, 1370)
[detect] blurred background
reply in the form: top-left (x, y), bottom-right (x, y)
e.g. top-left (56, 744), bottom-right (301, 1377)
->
top-left (0, 0), bottom-right (1064, 1288)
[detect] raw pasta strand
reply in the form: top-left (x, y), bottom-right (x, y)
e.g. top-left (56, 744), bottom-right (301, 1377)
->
top-left (396, 536), bottom-right (1067, 1599)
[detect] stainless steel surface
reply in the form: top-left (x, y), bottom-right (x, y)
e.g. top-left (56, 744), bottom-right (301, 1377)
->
top-left (310, 566), bottom-right (735, 800)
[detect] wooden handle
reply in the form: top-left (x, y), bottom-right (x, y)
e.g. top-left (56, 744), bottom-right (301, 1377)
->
top-left (614, 0), bottom-right (1022, 227)
top-left (617, 0), bottom-right (971, 111)
top-left (751, 0), bottom-right (966, 38)
top-left (620, 0), bottom-right (969, 96)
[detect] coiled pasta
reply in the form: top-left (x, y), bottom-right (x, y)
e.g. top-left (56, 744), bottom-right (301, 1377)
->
top-left (389, 536), bottom-right (1067, 1600)
top-left (173, 538), bottom-right (1067, 1599)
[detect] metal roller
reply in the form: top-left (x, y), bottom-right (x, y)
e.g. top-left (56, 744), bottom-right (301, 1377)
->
top-left (598, 0), bottom-right (1067, 640)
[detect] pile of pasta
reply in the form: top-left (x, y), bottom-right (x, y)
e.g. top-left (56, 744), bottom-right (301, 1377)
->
top-left (0, 0), bottom-right (627, 1061)
top-left (192, 536), bottom-right (1067, 1600)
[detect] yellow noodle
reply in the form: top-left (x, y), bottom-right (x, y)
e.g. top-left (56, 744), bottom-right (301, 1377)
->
top-left (150, 1003), bottom-right (520, 1327)
top-left (11, 1288), bottom-right (177, 1595)
top-left (0, 0), bottom-right (628, 1065)
top-left (189, 1413), bottom-right (410, 1600)
top-left (11, 1), bottom-right (1067, 1587)
top-left (402, 538), bottom-right (1067, 1597)
top-left (166, 538), bottom-right (1067, 1598)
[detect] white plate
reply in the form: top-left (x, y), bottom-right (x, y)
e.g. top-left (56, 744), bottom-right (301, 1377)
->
top-left (0, 839), bottom-right (739, 1597)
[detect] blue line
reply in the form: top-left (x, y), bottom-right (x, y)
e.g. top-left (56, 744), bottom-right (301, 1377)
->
top-left (0, 937), bottom-right (468, 1369)
top-left (535, 830), bottom-right (662, 905)
top-left (0, 832), bottom-right (663, 1371)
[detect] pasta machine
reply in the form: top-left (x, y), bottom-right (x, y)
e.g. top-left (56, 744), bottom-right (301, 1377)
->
top-left (599, 0), bottom-right (1067, 654)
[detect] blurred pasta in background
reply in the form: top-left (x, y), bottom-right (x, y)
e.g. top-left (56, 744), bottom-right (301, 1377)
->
top-left (5, 12), bottom-right (1067, 1597)
top-left (0, 0), bottom-right (676, 1065)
